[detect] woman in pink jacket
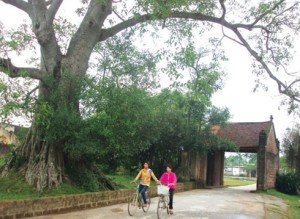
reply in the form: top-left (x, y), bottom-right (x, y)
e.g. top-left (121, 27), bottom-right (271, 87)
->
top-left (159, 164), bottom-right (177, 214)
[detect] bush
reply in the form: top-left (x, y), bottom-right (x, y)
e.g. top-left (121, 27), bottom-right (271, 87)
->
top-left (67, 165), bottom-right (99, 192)
top-left (276, 172), bottom-right (299, 195)
top-left (0, 157), bottom-right (5, 167)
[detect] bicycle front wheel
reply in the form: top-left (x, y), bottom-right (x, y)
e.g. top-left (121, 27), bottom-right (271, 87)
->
top-left (142, 193), bottom-right (151, 212)
top-left (157, 196), bottom-right (168, 219)
top-left (128, 193), bottom-right (138, 216)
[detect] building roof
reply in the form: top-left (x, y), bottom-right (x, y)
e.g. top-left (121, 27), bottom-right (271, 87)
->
top-left (211, 121), bottom-right (273, 152)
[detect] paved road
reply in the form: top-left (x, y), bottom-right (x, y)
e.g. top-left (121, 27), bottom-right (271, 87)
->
top-left (31, 184), bottom-right (289, 219)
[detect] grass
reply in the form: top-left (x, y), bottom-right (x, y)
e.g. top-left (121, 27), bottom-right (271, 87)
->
top-left (0, 173), bottom-right (137, 200)
top-left (107, 174), bottom-right (133, 189)
top-left (263, 189), bottom-right (300, 219)
top-left (0, 173), bottom-right (257, 200)
top-left (0, 173), bottom-right (85, 200)
top-left (0, 157), bottom-right (5, 167)
top-left (224, 176), bottom-right (256, 187)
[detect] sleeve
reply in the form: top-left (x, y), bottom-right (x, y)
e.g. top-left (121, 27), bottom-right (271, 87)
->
top-left (174, 173), bottom-right (177, 185)
top-left (151, 171), bottom-right (158, 182)
top-left (134, 170), bottom-right (142, 182)
top-left (159, 173), bottom-right (164, 181)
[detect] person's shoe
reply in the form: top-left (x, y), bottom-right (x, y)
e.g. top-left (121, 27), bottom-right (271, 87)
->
top-left (143, 204), bottom-right (147, 207)
top-left (169, 210), bottom-right (173, 215)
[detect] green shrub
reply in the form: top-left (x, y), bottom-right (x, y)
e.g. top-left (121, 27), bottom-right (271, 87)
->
top-left (276, 172), bottom-right (299, 195)
top-left (67, 165), bottom-right (99, 192)
top-left (0, 157), bottom-right (5, 167)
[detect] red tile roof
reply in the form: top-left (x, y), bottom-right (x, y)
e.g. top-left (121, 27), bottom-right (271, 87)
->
top-left (211, 121), bottom-right (273, 150)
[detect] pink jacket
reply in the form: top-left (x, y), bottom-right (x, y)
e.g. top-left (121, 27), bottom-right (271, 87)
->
top-left (159, 172), bottom-right (177, 189)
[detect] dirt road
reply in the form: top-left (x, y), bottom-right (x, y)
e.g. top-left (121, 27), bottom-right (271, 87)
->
top-left (30, 184), bottom-right (289, 219)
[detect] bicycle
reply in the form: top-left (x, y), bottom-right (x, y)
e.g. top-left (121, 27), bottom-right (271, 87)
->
top-left (157, 184), bottom-right (170, 219)
top-left (127, 182), bottom-right (151, 216)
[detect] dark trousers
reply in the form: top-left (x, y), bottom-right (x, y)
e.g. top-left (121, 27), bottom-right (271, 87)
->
top-left (169, 188), bottom-right (175, 209)
top-left (138, 184), bottom-right (148, 204)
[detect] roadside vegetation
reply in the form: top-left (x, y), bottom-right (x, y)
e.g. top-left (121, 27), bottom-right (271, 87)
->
top-left (224, 176), bottom-right (256, 187)
top-left (0, 173), bottom-right (85, 200)
top-left (264, 189), bottom-right (300, 219)
top-left (0, 173), bottom-right (152, 200)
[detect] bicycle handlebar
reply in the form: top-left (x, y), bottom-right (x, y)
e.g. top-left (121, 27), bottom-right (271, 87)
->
top-left (130, 181), bottom-right (138, 185)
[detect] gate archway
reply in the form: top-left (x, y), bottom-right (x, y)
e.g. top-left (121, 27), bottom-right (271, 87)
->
top-left (190, 116), bottom-right (279, 190)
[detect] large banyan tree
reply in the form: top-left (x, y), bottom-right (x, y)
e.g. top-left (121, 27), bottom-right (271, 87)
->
top-left (0, 0), bottom-right (299, 191)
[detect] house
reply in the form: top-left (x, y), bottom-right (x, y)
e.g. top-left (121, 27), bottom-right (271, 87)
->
top-left (224, 166), bottom-right (248, 176)
top-left (0, 123), bottom-right (23, 156)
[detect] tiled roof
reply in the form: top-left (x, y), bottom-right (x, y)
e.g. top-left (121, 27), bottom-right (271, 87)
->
top-left (211, 121), bottom-right (273, 149)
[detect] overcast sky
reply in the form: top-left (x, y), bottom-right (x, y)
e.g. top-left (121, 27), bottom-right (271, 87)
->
top-left (0, 1), bottom-right (299, 143)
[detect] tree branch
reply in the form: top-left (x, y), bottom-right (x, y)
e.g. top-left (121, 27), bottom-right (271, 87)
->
top-left (100, 12), bottom-right (220, 41)
top-left (24, 85), bottom-right (39, 103)
top-left (100, 6), bottom-right (299, 103)
top-left (231, 0), bottom-right (285, 31)
top-left (29, 0), bottom-right (62, 75)
top-left (1, 0), bottom-right (30, 14)
top-left (250, 0), bottom-right (285, 27)
top-left (66, 0), bottom-right (113, 73)
top-left (230, 28), bottom-right (300, 103)
top-left (0, 58), bottom-right (45, 80)
top-left (219, 0), bottom-right (226, 20)
top-left (286, 79), bottom-right (300, 91)
top-left (113, 8), bottom-right (126, 22)
top-left (46, 0), bottom-right (63, 22)
top-left (100, 14), bottom-right (153, 41)
top-left (221, 26), bottom-right (243, 46)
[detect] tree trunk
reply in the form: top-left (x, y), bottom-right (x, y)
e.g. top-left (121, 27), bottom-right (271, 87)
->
top-left (1, 78), bottom-right (68, 190)
top-left (15, 128), bottom-right (63, 191)
top-left (178, 151), bottom-right (191, 181)
top-left (1, 71), bottom-right (115, 191)
top-left (1, 125), bottom-right (64, 191)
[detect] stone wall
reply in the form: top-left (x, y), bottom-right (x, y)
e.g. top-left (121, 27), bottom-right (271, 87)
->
top-left (0, 182), bottom-right (195, 219)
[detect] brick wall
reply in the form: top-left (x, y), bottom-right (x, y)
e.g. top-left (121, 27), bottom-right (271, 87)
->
top-left (265, 125), bottom-right (279, 189)
top-left (0, 182), bottom-right (195, 219)
top-left (257, 125), bottom-right (279, 190)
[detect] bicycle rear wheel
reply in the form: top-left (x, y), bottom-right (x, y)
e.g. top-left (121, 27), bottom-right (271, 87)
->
top-left (128, 193), bottom-right (138, 216)
top-left (157, 196), bottom-right (168, 219)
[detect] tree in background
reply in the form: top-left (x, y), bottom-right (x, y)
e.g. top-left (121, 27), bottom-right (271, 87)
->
top-left (225, 153), bottom-right (257, 177)
top-left (0, 0), bottom-right (299, 191)
top-left (81, 61), bottom-right (233, 178)
top-left (279, 156), bottom-right (289, 173)
top-left (282, 126), bottom-right (300, 177)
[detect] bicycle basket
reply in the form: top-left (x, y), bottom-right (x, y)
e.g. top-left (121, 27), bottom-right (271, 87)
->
top-left (157, 185), bottom-right (169, 195)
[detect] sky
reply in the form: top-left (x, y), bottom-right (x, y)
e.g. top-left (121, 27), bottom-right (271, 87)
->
top-left (0, 1), bottom-right (299, 143)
